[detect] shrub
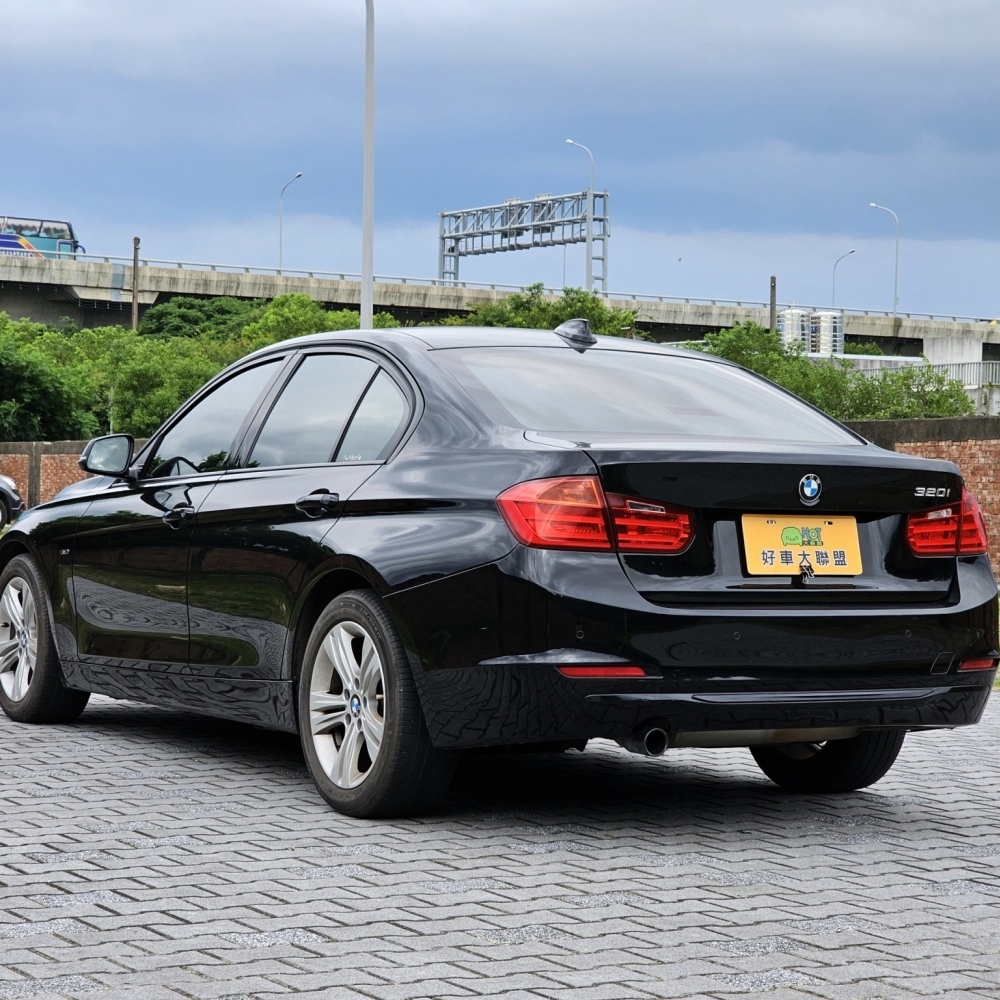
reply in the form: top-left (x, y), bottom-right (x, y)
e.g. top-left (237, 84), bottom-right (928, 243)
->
top-left (0, 336), bottom-right (97, 440)
top-left (139, 296), bottom-right (267, 340)
top-left (445, 283), bottom-right (638, 337)
top-left (699, 320), bottom-right (973, 421)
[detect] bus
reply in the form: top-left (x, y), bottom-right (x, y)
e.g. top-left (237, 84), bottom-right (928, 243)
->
top-left (0, 216), bottom-right (84, 259)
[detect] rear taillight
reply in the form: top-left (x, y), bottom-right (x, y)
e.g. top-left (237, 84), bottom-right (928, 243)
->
top-left (497, 476), bottom-right (693, 554)
top-left (906, 487), bottom-right (988, 557)
top-left (606, 493), bottom-right (694, 554)
top-left (496, 476), bottom-right (612, 551)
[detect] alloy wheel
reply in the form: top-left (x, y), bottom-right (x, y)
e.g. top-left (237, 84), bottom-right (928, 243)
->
top-left (308, 620), bottom-right (386, 788)
top-left (0, 577), bottom-right (38, 702)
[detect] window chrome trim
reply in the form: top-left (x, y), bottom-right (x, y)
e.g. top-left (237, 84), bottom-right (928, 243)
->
top-left (232, 345), bottom-right (420, 473)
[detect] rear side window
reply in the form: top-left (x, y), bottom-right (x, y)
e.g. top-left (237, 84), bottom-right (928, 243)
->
top-left (248, 353), bottom-right (377, 468)
top-left (336, 370), bottom-right (409, 462)
top-left (148, 360), bottom-right (281, 478)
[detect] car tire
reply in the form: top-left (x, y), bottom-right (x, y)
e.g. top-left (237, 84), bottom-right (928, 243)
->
top-left (298, 588), bottom-right (458, 818)
top-left (751, 729), bottom-right (905, 793)
top-left (0, 500), bottom-right (9, 532)
top-left (0, 555), bottom-right (90, 724)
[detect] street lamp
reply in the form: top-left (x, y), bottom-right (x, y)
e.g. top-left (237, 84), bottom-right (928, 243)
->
top-left (869, 202), bottom-right (899, 319)
top-left (566, 139), bottom-right (595, 292)
top-left (832, 248), bottom-right (855, 308)
top-left (360, 0), bottom-right (376, 330)
top-left (278, 172), bottom-right (303, 271)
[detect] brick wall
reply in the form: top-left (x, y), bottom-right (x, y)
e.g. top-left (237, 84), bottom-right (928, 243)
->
top-left (0, 454), bottom-right (30, 500)
top-left (38, 453), bottom-right (90, 505)
top-left (0, 440), bottom-right (153, 508)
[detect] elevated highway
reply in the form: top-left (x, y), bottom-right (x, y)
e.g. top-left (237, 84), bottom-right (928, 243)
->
top-left (1, 253), bottom-right (997, 361)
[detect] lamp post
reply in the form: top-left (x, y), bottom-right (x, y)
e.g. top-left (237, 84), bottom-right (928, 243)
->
top-left (360, 0), bottom-right (375, 329)
top-left (832, 248), bottom-right (855, 308)
top-left (566, 139), bottom-right (594, 292)
top-left (869, 203), bottom-right (899, 319)
top-left (278, 172), bottom-right (303, 271)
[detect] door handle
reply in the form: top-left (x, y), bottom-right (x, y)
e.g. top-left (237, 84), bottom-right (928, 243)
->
top-left (162, 504), bottom-right (196, 528)
top-left (294, 491), bottom-right (340, 518)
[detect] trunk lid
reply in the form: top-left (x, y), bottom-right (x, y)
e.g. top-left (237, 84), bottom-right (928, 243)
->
top-left (587, 442), bottom-right (964, 608)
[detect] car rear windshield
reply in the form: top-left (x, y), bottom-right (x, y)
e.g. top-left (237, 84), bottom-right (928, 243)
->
top-left (435, 346), bottom-right (859, 445)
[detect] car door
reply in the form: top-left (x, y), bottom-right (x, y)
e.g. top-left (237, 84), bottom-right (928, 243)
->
top-left (185, 350), bottom-right (414, 679)
top-left (72, 358), bottom-right (286, 672)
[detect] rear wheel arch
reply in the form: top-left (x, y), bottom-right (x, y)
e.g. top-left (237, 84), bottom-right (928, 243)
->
top-left (289, 567), bottom-right (384, 681)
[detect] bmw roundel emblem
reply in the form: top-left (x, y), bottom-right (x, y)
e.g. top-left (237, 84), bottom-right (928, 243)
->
top-left (798, 474), bottom-right (822, 506)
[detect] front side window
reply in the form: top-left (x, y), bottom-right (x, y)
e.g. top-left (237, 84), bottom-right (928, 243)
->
top-left (248, 354), bottom-right (377, 468)
top-left (147, 360), bottom-right (281, 478)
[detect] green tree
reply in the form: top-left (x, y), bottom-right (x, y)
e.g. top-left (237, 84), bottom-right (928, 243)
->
top-left (240, 294), bottom-right (400, 352)
top-left (445, 283), bottom-right (638, 337)
top-left (139, 296), bottom-right (267, 340)
top-left (109, 337), bottom-right (222, 436)
top-left (0, 336), bottom-right (97, 440)
top-left (698, 320), bottom-right (972, 420)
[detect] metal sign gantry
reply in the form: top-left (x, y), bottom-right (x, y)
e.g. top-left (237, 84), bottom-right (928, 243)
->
top-left (438, 190), bottom-right (609, 292)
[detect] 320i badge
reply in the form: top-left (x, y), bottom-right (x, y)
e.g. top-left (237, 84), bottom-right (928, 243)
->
top-left (0, 321), bottom-right (995, 816)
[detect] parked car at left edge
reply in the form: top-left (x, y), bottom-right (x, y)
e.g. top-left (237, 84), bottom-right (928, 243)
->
top-left (0, 476), bottom-right (24, 531)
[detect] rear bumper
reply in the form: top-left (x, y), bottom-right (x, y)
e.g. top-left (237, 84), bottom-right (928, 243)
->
top-left (386, 549), bottom-right (999, 750)
top-left (409, 662), bottom-right (994, 748)
top-left (585, 680), bottom-right (993, 742)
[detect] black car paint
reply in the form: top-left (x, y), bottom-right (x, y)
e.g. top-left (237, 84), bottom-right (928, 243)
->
top-left (0, 478), bottom-right (24, 523)
top-left (1, 328), bottom-right (995, 746)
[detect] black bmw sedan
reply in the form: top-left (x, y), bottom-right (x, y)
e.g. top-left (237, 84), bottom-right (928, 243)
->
top-left (0, 322), bottom-right (996, 816)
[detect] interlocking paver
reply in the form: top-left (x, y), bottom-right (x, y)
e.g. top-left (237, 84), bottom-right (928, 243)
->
top-left (2, 694), bottom-right (1000, 998)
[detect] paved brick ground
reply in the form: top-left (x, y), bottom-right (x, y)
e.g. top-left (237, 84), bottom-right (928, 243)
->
top-left (1, 694), bottom-right (999, 1000)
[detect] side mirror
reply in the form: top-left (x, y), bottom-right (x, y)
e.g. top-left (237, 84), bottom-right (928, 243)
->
top-left (79, 434), bottom-right (135, 477)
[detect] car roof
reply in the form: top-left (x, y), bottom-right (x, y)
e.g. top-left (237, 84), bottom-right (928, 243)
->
top-left (257, 325), bottom-right (729, 364)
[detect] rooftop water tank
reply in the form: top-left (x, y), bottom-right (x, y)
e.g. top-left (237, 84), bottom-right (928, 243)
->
top-left (809, 311), bottom-right (845, 355)
top-left (778, 308), bottom-right (809, 349)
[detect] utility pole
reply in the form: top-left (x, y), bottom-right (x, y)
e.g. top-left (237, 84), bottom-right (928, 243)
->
top-left (769, 275), bottom-right (776, 332)
top-left (360, 0), bottom-right (375, 329)
top-left (131, 237), bottom-right (140, 331)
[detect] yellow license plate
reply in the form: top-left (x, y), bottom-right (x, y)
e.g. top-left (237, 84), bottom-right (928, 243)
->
top-left (741, 514), bottom-right (862, 576)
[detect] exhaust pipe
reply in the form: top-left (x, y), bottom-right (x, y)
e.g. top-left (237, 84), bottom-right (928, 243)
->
top-left (622, 724), bottom-right (668, 757)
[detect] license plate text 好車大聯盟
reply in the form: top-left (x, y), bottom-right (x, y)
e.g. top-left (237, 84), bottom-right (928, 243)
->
top-left (741, 514), bottom-right (863, 576)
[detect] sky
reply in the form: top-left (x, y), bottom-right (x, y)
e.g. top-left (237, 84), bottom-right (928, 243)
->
top-left (2, 0), bottom-right (999, 316)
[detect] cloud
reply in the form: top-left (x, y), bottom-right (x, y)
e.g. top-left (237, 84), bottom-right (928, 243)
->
top-left (6, 1), bottom-right (999, 76)
top-left (2, 2), bottom-right (998, 314)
